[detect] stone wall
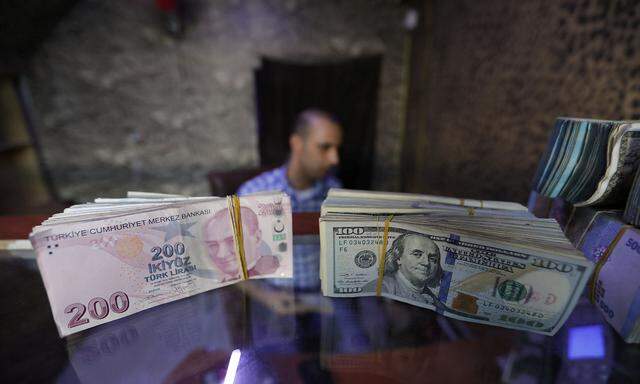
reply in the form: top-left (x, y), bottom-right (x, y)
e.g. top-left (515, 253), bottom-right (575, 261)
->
top-left (403, 0), bottom-right (640, 203)
top-left (28, 0), bottom-right (408, 201)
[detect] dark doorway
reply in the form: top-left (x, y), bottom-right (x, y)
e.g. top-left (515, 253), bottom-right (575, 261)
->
top-left (0, 76), bottom-right (66, 214)
top-left (254, 56), bottom-right (382, 190)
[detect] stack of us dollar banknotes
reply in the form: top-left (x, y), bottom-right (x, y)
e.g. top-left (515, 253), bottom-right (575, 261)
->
top-left (319, 189), bottom-right (593, 335)
top-left (30, 191), bottom-right (293, 337)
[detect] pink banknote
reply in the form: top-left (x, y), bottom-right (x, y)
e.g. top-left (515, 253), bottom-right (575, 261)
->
top-left (30, 192), bottom-right (292, 336)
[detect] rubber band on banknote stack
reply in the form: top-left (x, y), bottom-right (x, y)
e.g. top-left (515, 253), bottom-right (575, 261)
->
top-left (458, 198), bottom-right (483, 212)
top-left (375, 215), bottom-right (394, 296)
top-left (228, 195), bottom-right (249, 280)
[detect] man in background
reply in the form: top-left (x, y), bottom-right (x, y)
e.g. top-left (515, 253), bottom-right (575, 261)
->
top-left (237, 109), bottom-right (343, 212)
top-left (238, 109), bottom-right (342, 290)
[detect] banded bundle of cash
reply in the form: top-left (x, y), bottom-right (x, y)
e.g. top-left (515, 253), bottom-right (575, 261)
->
top-left (564, 208), bottom-right (640, 343)
top-left (30, 191), bottom-right (293, 336)
top-left (532, 118), bottom-right (640, 206)
top-left (588, 227), bottom-right (640, 343)
top-left (319, 189), bottom-right (593, 335)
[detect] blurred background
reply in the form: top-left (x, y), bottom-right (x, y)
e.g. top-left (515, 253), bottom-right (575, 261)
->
top-left (1, 0), bottom-right (639, 214)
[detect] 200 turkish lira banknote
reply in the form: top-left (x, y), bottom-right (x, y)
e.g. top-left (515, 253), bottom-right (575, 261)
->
top-left (30, 192), bottom-right (292, 337)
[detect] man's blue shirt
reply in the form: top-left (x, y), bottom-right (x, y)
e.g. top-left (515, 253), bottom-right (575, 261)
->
top-left (237, 165), bottom-right (342, 212)
top-left (237, 164), bottom-right (341, 290)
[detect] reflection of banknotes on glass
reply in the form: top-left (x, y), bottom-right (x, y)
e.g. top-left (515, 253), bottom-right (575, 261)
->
top-left (66, 289), bottom-right (237, 384)
top-left (30, 191), bottom-right (292, 337)
top-left (320, 189), bottom-right (593, 335)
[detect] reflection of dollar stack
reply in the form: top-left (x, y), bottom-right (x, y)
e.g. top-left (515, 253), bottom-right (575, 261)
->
top-left (452, 292), bottom-right (479, 315)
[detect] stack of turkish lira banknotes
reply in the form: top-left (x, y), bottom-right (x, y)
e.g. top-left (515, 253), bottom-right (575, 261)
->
top-left (564, 207), bottom-right (640, 343)
top-left (319, 189), bottom-right (593, 335)
top-left (30, 191), bottom-right (293, 337)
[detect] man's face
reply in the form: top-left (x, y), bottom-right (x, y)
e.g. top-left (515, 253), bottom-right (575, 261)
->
top-left (398, 235), bottom-right (439, 286)
top-left (297, 117), bottom-right (342, 181)
top-left (204, 215), bottom-right (259, 276)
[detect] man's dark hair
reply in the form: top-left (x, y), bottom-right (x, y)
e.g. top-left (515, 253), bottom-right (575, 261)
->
top-left (293, 109), bottom-right (341, 138)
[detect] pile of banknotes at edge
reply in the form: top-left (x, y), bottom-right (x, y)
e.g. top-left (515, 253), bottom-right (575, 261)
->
top-left (30, 191), bottom-right (293, 337)
top-left (564, 208), bottom-right (640, 343)
top-left (532, 117), bottom-right (640, 207)
top-left (319, 189), bottom-right (593, 335)
top-left (531, 117), bottom-right (640, 342)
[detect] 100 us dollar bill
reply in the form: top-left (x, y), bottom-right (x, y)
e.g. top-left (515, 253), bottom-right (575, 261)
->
top-left (321, 220), bottom-right (593, 335)
top-left (30, 192), bottom-right (292, 337)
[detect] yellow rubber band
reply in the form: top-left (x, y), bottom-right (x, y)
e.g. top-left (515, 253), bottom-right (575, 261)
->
top-left (376, 215), bottom-right (394, 296)
top-left (229, 195), bottom-right (249, 280)
top-left (589, 226), bottom-right (630, 303)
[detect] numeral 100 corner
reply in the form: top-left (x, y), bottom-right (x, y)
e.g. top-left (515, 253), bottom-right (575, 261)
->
top-left (65, 291), bottom-right (130, 329)
top-left (335, 227), bottom-right (365, 235)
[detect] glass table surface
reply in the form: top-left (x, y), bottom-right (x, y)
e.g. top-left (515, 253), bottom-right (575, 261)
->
top-left (2, 235), bottom-right (639, 384)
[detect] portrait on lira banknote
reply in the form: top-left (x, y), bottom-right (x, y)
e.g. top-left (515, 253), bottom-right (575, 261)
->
top-left (364, 233), bottom-right (443, 303)
top-left (202, 207), bottom-right (280, 281)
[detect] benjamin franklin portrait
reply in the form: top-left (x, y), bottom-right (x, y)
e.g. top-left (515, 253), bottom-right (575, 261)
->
top-left (364, 233), bottom-right (443, 303)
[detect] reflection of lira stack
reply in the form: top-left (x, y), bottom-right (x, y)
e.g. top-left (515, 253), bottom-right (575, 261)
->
top-left (319, 189), bottom-right (593, 335)
top-left (532, 118), bottom-right (640, 206)
top-left (66, 289), bottom-right (236, 384)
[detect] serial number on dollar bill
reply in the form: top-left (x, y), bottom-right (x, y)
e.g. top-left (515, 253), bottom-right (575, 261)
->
top-left (481, 301), bottom-right (546, 319)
